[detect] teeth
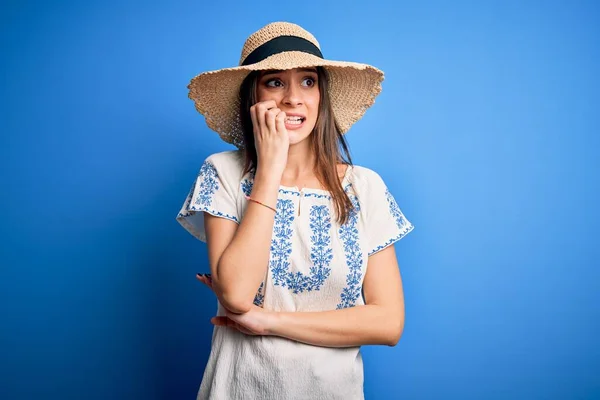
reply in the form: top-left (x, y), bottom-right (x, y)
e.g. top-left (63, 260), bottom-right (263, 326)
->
top-left (285, 117), bottom-right (303, 125)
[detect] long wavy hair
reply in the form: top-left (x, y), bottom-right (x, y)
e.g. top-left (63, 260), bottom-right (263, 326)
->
top-left (238, 66), bottom-right (355, 226)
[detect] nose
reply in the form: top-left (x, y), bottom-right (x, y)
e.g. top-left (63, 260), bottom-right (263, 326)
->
top-left (282, 82), bottom-right (302, 107)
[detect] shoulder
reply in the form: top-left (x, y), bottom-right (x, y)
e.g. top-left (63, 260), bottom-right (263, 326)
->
top-left (348, 164), bottom-right (387, 191)
top-left (347, 164), bottom-right (393, 212)
top-left (202, 149), bottom-right (246, 179)
top-left (204, 149), bottom-right (244, 169)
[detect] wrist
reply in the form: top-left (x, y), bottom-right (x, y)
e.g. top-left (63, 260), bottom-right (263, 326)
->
top-left (265, 310), bottom-right (284, 336)
top-left (254, 168), bottom-right (282, 188)
top-left (250, 170), bottom-right (282, 207)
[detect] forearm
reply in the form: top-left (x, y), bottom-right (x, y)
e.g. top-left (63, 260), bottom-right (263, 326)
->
top-left (269, 304), bottom-right (404, 348)
top-left (215, 170), bottom-right (280, 312)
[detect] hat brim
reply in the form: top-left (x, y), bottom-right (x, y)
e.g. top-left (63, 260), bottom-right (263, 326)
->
top-left (187, 51), bottom-right (384, 148)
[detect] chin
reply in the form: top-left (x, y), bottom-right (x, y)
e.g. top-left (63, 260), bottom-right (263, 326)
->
top-left (288, 125), bottom-right (315, 145)
top-left (288, 131), bottom-right (311, 146)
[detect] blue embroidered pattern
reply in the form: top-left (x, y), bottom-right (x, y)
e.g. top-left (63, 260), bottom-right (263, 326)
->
top-left (337, 194), bottom-right (363, 309)
top-left (281, 183), bottom-right (353, 201)
top-left (253, 282), bottom-right (265, 307)
top-left (279, 188), bottom-right (301, 197)
top-left (305, 205), bottom-right (333, 291)
top-left (269, 201), bottom-right (333, 294)
top-left (367, 187), bottom-right (413, 256)
top-left (176, 181), bottom-right (198, 218)
top-left (186, 160), bottom-right (239, 222)
top-left (194, 161), bottom-right (218, 207)
top-left (386, 188), bottom-right (410, 230)
top-left (241, 180), bottom-right (253, 197)
top-left (270, 199), bottom-right (296, 287)
top-left (241, 178), bottom-right (353, 200)
top-left (304, 192), bottom-right (330, 199)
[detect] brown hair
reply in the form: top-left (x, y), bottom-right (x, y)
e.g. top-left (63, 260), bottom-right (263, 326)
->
top-left (238, 66), bottom-right (355, 225)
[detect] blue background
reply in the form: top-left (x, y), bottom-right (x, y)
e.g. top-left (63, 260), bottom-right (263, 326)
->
top-left (2, 1), bottom-right (599, 399)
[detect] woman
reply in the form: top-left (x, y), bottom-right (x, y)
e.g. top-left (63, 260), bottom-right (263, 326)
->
top-left (176, 21), bottom-right (414, 400)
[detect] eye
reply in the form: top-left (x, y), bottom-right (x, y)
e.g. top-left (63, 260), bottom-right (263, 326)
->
top-left (265, 78), bottom-right (283, 88)
top-left (302, 77), bottom-right (316, 87)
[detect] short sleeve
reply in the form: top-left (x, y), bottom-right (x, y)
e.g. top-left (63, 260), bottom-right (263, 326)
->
top-left (363, 170), bottom-right (414, 256)
top-left (175, 153), bottom-right (240, 243)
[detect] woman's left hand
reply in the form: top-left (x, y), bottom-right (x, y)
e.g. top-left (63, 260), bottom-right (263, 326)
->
top-left (196, 273), bottom-right (276, 336)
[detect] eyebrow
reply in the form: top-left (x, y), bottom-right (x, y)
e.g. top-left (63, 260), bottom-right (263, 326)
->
top-left (261, 68), bottom-right (318, 77)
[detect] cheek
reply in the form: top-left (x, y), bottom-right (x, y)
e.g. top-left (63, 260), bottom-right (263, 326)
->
top-left (306, 93), bottom-right (320, 116)
top-left (256, 88), bottom-right (280, 103)
top-left (255, 89), bottom-right (265, 102)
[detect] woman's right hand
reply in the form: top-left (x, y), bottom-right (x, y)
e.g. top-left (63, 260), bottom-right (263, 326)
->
top-left (250, 100), bottom-right (289, 178)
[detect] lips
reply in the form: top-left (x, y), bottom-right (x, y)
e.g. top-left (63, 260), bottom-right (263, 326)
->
top-left (283, 113), bottom-right (306, 130)
top-left (284, 113), bottom-right (305, 122)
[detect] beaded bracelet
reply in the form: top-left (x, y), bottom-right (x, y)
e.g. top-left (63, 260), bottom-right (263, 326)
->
top-left (244, 194), bottom-right (277, 213)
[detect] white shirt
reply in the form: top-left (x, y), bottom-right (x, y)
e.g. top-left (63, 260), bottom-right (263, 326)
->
top-left (176, 150), bottom-right (414, 400)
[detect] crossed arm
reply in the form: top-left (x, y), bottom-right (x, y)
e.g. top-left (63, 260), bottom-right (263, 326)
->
top-left (201, 213), bottom-right (406, 348)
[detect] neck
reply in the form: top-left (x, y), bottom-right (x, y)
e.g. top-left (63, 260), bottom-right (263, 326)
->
top-left (283, 138), bottom-right (316, 182)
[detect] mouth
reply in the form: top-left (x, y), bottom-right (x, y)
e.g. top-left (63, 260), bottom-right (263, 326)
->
top-left (284, 114), bottom-right (306, 130)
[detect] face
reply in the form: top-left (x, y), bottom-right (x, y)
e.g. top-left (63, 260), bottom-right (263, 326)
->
top-left (256, 67), bottom-right (320, 146)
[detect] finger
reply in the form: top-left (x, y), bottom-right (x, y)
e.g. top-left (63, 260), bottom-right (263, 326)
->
top-left (230, 320), bottom-right (254, 335)
top-left (265, 107), bottom-right (280, 135)
top-left (196, 274), bottom-right (214, 289)
top-left (250, 105), bottom-right (259, 138)
top-left (215, 314), bottom-right (257, 336)
top-left (201, 277), bottom-right (212, 288)
top-left (255, 100), bottom-right (277, 135)
top-left (237, 326), bottom-right (256, 336)
top-left (224, 318), bottom-right (244, 333)
top-left (260, 99), bottom-right (277, 109)
top-left (211, 317), bottom-right (228, 326)
top-left (275, 111), bottom-right (287, 136)
top-left (211, 316), bottom-right (240, 330)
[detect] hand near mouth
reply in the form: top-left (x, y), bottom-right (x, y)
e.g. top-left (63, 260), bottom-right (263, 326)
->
top-left (250, 99), bottom-right (290, 178)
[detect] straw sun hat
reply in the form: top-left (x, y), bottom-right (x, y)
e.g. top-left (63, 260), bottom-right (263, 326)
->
top-left (187, 21), bottom-right (384, 149)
